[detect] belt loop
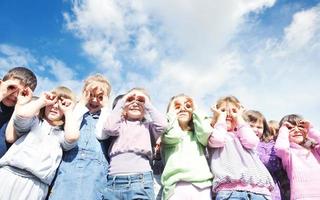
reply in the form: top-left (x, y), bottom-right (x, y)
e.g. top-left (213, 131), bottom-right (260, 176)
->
top-left (128, 175), bottom-right (131, 187)
top-left (112, 175), bottom-right (116, 189)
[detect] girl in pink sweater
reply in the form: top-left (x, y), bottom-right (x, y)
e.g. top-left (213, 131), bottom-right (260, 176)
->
top-left (275, 114), bottom-right (320, 200)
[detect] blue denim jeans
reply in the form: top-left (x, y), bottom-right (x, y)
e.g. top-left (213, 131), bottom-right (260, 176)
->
top-left (216, 190), bottom-right (271, 200)
top-left (102, 171), bottom-right (155, 200)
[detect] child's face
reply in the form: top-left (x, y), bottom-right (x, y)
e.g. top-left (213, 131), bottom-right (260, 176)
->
top-left (44, 101), bottom-right (64, 123)
top-left (172, 96), bottom-right (193, 124)
top-left (85, 82), bottom-right (109, 113)
top-left (249, 120), bottom-right (264, 138)
top-left (123, 90), bottom-right (147, 121)
top-left (2, 78), bottom-right (24, 107)
top-left (218, 101), bottom-right (238, 131)
top-left (286, 122), bottom-right (307, 144)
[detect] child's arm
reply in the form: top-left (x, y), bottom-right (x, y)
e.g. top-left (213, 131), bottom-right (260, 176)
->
top-left (234, 108), bottom-right (259, 149)
top-left (274, 125), bottom-right (291, 167)
top-left (162, 112), bottom-right (183, 145)
top-left (59, 98), bottom-right (80, 145)
top-left (101, 98), bottom-right (125, 139)
top-left (208, 122), bottom-right (227, 148)
top-left (236, 123), bottom-right (259, 150)
top-left (145, 101), bottom-right (167, 140)
top-left (5, 87), bottom-right (33, 143)
top-left (192, 112), bottom-right (212, 146)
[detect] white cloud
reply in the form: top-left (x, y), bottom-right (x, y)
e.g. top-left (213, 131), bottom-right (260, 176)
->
top-left (64, 1), bottom-right (320, 127)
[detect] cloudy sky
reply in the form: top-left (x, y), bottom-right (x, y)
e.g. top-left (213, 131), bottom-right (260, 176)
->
top-left (1, 0), bottom-right (319, 127)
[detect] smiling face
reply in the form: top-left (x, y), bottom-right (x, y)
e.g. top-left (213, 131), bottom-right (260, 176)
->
top-left (123, 90), bottom-right (147, 121)
top-left (249, 119), bottom-right (264, 138)
top-left (171, 96), bottom-right (194, 127)
top-left (288, 124), bottom-right (307, 144)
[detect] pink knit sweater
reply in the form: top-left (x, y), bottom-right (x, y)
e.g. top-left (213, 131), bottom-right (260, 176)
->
top-left (275, 126), bottom-right (320, 200)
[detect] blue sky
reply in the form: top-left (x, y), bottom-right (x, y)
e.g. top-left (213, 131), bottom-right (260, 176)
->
top-left (1, 0), bottom-right (320, 127)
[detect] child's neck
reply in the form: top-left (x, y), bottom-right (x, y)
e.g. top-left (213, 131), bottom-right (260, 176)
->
top-left (179, 121), bottom-right (191, 131)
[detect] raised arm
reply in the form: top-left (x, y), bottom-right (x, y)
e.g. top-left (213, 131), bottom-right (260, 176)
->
top-left (5, 87), bottom-right (33, 143)
top-left (162, 112), bottom-right (183, 145)
top-left (59, 98), bottom-right (79, 145)
top-left (192, 112), bottom-right (212, 146)
top-left (145, 101), bottom-right (167, 140)
top-left (101, 98), bottom-right (125, 139)
top-left (274, 125), bottom-right (291, 167)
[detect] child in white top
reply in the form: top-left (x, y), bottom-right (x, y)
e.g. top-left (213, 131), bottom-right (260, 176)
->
top-left (0, 86), bottom-right (79, 200)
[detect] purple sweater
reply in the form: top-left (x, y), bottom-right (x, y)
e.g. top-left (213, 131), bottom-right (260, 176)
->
top-left (102, 99), bottom-right (167, 174)
top-left (257, 141), bottom-right (290, 200)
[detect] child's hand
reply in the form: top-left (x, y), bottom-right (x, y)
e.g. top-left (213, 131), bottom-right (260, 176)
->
top-left (211, 106), bottom-right (227, 123)
top-left (0, 79), bottom-right (20, 100)
top-left (298, 120), bottom-right (312, 130)
top-left (40, 92), bottom-right (58, 106)
top-left (17, 87), bottom-right (33, 105)
top-left (59, 98), bottom-right (75, 114)
top-left (232, 105), bottom-right (245, 125)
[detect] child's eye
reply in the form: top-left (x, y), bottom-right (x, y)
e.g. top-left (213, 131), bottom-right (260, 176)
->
top-left (98, 95), bottom-right (103, 101)
top-left (175, 104), bottom-right (181, 109)
top-left (185, 102), bottom-right (192, 109)
top-left (136, 96), bottom-right (145, 103)
top-left (232, 108), bottom-right (237, 113)
top-left (221, 108), bottom-right (226, 112)
top-left (126, 96), bottom-right (135, 102)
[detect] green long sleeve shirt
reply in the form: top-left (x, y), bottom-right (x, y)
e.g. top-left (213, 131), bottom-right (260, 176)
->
top-left (161, 112), bottom-right (213, 200)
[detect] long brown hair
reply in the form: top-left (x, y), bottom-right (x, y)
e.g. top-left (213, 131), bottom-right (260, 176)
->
top-left (243, 110), bottom-right (271, 142)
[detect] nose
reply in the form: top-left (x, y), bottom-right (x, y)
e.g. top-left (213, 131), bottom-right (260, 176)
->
top-left (52, 102), bottom-right (59, 108)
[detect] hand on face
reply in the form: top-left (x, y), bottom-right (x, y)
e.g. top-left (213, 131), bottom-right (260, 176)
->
top-left (123, 91), bottom-right (149, 120)
top-left (283, 121), bottom-right (307, 144)
top-left (58, 98), bottom-right (75, 114)
top-left (40, 92), bottom-right (58, 106)
top-left (17, 87), bottom-right (33, 105)
top-left (169, 96), bottom-right (194, 126)
top-left (83, 81), bottom-right (109, 112)
top-left (0, 79), bottom-right (23, 106)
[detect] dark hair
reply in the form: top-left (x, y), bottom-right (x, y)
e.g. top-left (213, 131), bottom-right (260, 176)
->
top-left (279, 114), bottom-right (303, 127)
top-left (2, 67), bottom-right (37, 91)
top-left (112, 94), bottom-right (124, 109)
top-left (243, 110), bottom-right (271, 142)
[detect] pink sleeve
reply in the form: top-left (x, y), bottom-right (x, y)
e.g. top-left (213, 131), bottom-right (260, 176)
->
top-left (308, 127), bottom-right (320, 144)
top-left (235, 123), bottom-right (259, 149)
top-left (274, 126), bottom-right (290, 167)
top-left (208, 123), bottom-right (227, 148)
top-left (102, 99), bottom-right (124, 137)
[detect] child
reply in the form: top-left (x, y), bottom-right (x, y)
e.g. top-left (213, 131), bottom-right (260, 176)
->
top-left (269, 120), bottom-right (280, 141)
top-left (0, 86), bottom-right (79, 200)
top-left (275, 114), bottom-right (320, 199)
top-left (48, 74), bottom-right (111, 200)
top-left (0, 66), bottom-right (37, 157)
top-left (161, 94), bottom-right (213, 200)
top-left (244, 110), bottom-right (290, 200)
top-left (100, 88), bottom-right (167, 200)
top-left (207, 96), bottom-right (274, 200)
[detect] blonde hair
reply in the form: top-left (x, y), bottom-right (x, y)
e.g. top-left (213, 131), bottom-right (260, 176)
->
top-left (39, 86), bottom-right (76, 127)
top-left (268, 120), bottom-right (279, 140)
top-left (211, 95), bottom-right (240, 127)
top-left (83, 74), bottom-right (111, 97)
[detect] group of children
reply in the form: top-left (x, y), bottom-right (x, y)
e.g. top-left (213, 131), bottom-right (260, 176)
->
top-left (0, 66), bottom-right (319, 200)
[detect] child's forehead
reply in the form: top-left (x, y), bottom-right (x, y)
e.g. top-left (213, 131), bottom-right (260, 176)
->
top-left (173, 96), bottom-right (192, 104)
